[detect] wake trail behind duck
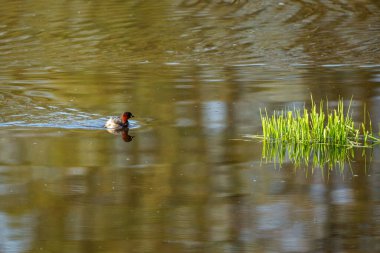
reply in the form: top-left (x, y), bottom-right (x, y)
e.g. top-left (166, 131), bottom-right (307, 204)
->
top-left (0, 105), bottom-right (108, 130)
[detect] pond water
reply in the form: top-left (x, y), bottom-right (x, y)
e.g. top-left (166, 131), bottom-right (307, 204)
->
top-left (1, 1), bottom-right (380, 252)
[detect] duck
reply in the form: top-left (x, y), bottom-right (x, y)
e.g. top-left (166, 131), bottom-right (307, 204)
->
top-left (105, 112), bottom-right (134, 129)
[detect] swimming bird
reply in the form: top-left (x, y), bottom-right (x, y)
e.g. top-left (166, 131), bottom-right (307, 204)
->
top-left (105, 112), bottom-right (134, 129)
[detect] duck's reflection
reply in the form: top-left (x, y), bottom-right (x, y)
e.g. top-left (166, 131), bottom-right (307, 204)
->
top-left (106, 128), bottom-right (134, 142)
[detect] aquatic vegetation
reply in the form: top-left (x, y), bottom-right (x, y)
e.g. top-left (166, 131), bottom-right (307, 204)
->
top-left (257, 97), bottom-right (379, 147)
top-left (253, 97), bottom-right (379, 170)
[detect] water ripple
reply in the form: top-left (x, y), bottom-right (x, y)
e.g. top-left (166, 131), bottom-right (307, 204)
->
top-left (0, 91), bottom-right (138, 130)
top-left (1, 107), bottom-right (139, 130)
top-left (0, 0), bottom-right (379, 69)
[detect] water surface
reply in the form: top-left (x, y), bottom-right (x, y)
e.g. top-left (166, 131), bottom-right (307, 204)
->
top-left (1, 1), bottom-right (380, 252)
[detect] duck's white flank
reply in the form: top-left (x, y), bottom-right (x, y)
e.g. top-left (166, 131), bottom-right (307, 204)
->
top-left (105, 117), bottom-right (123, 129)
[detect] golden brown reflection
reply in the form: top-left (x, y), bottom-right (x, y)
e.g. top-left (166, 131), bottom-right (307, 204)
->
top-left (0, 0), bottom-right (379, 69)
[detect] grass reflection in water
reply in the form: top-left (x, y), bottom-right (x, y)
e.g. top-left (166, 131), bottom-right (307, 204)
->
top-left (261, 141), bottom-right (358, 172)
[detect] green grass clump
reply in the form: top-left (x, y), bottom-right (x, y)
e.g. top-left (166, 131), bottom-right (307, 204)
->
top-left (259, 97), bottom-right (379, 147)
top-left (251, 97), bottom-right (379, 171)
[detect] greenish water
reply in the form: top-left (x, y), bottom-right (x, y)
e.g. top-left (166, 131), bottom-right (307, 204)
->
top-left (1, 1), bottom-right (380, 253)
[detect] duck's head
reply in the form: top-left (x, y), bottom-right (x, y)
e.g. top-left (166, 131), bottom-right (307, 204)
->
top-left (121, 112), bottom-right (134, 125)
